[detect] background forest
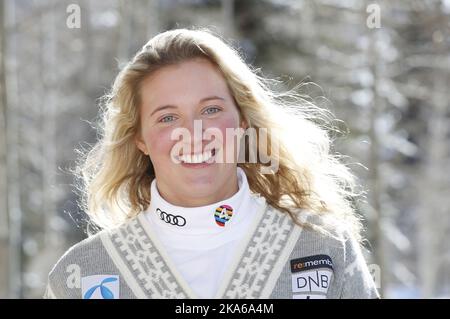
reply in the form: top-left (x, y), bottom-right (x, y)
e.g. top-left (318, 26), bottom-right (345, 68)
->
top-left (0, 0), bottom-right (449, 298)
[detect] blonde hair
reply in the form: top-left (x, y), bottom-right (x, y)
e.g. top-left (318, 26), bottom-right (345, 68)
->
top-left (75, 27), bottom-right (364, 242)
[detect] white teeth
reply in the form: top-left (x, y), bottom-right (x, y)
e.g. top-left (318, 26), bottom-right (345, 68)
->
top-left (179, 149), bottom-right (214, 164)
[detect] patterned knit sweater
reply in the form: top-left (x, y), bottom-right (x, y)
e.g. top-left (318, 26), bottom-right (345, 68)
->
top-left (44, 196), bottom-right (380, 299)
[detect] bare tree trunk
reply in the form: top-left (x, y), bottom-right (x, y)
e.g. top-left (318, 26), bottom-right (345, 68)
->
top-left (0, 0), bottom-right (9, 299)
top-left (417, 38), bottom-right (448, 298)
top-left (146, 0), bottom-right (161, 39)
top-left (5, 0), bottom-right (22, 298)
top-left (82, 0), bottom-right (96, 94)
top-left (42, 0), bottom-right (57, 248)
top-left (367, 1), bottom-right (386, 297)
top-left (117, 0), bottom-right (132, 64)
top-left (221, 0), bottom-right (234, 37)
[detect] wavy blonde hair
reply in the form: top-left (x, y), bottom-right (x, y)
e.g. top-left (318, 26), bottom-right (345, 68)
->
top-left (75, 27), bottom-right (364, 242)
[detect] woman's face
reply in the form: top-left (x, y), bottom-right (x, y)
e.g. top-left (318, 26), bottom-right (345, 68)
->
top-left (136, 58), bottom-right (246, 206)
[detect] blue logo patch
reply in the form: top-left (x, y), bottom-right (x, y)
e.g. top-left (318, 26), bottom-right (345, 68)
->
top-left (81, 275), bottom-right (119, 299)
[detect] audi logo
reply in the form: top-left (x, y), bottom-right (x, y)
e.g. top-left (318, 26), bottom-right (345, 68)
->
top-left (157, 208), bottom-right (186, 227)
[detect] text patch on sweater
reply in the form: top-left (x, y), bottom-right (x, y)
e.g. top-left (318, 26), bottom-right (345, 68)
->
top-left (290, 255), bottom-right (334, 299)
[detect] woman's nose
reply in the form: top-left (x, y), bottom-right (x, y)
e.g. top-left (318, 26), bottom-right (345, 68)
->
top-left (183, 118), bottom-right (204, 139)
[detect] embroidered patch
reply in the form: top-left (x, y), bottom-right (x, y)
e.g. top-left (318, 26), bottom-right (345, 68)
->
top-left (214, 204), bottom-right (233, 227)
top-left (81, 275), bottom-right (119, 299)
top-left (290, 255), bottom-right (333, 299)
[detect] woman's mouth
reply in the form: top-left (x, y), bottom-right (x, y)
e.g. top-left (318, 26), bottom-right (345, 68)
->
top-left (177, 148), bottom-right (217, 166)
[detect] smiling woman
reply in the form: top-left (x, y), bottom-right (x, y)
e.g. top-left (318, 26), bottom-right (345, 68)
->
top-left (134, 58), bottom-right (244, 207)
top-left (44, 28), bottom-right (379, 299)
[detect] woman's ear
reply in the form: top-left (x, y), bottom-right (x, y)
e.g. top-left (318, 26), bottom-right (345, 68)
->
top-left (135, 134), bottom-right (149, 155)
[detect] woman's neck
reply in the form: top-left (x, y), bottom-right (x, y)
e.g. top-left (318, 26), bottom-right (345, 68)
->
top-left (156, 174), bottom-right (239, 208)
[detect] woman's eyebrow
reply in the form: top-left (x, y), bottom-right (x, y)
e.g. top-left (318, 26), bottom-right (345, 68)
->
top-left (150, 95), bottom-right (225, 117)
top-left (199, 95), bottom-right (225, 103)
top-left (150, 105), bottom-right (177, 117)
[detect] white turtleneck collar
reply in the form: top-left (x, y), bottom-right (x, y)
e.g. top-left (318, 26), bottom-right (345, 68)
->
top-left (146, 167), bottom-right (251, 236)
top-left (143, 167), bottom-right (264, 298)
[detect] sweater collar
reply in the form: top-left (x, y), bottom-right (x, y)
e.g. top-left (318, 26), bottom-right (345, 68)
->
top-left (146, 167), bottom-right (250, 235)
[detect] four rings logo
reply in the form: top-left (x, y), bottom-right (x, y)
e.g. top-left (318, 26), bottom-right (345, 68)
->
top-left (157, 208), bottom-right (186, 227)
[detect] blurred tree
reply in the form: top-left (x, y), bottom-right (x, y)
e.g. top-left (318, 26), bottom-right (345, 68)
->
top-left (0, 0), bottom-right (9, 299)
top-left (236, 0), bottom-right (450, 298)
top-left (0, 0), bottom-right (448, 298)
top-left (3, 0), bottom-right (22, 298)
top-left (417, 4), bottom-right (450, 297)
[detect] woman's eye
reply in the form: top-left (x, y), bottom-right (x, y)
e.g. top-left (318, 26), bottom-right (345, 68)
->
top-left (159, 115), bottom-right (176, 123)
top-left (203, 106), bottom-right (221, 115)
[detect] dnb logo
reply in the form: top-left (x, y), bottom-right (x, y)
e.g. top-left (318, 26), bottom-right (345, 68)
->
top-left (214, 205), bottom-right (233, 227)
top-left (290, 255), bottom-right (334, 299)
top-left (81, 275), bottom-right (119, 299)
